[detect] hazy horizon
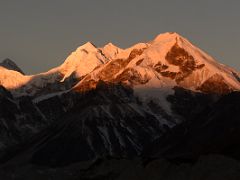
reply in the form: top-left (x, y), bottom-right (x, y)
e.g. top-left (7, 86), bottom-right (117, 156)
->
top-left (0, 0), bottom-right (240, 74)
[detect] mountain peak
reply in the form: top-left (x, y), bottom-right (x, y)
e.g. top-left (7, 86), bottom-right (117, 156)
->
top-left (102, 42), bottom-right (122, 59)
top-left (153, 32), bottom-right (182, 43)
top-left (0, 32), bottom-right (240, 97)
top-left (2, 58), bottom-right (14, 64)
top-left (59, 41), bottom-right (108, 80)
top-left (76, 41), bottom-right (97, 52)
top-left (104, 42), bottom-right (119, 49)
top-left (0, 58), bottom-right (24, 74)
top-left (74, 32), bottom-right (240, 94)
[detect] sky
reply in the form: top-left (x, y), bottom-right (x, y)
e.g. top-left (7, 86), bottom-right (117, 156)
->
top-left (0, 0), bottom-right (239, 74)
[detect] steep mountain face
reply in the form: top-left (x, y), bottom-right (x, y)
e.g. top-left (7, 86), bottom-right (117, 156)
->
top-left (143, 91), bottom-right (240, 163)
top-left (0, 42), bottom-right (108, 97)
top-left (0, 32), bottom-right (239, 179)
top-left (0, 67), bottom-right (75, 97)
top-left (0, 84), bottom-right (218, 166)
top-left (1, 32), bottom-right (239, 98)
top-left (32, 83), bottom-right (167, 166)
top-left (23, 85), bottom-right (217, 167)
top-left (0, 82), bottom-right (181, 165)
top-left (59, 42), bottom-right (109, 81)
top-left (0, 86), bottom-right (47, 156)
top-left (101, 42), bottom-right (123, 59)
top-left (0, 90), bottom-right (239, 180)
top-left (75, 33), bottom-right (240, 95)
top-left (0, 66), bottom-right (28, 90)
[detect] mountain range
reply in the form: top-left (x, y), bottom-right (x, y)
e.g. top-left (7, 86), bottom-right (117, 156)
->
top-left (0, 32), bottom-right (240, 180)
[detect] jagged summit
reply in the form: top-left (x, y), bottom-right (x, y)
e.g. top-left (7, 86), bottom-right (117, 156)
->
top-left (1, 32), bottom-right (240, 179)
top-left (74, 32), bottom-right (240, 94)
top-left (101, 42), bottom-right (123, 59)
top-left (0, 58), bottom-right (25, 74)
top-left (59, 41), bottom-right (108, 80)
top-left (104, 42), bottom-right (118, 47)
top-left (102, 42), bottom-right (120, 51)
top-left (76, 41), bottom-right (97, 52)
top-left (153, 32), bottom-right (181, 42)
top-left (0, 32), bottom-right (239, 97)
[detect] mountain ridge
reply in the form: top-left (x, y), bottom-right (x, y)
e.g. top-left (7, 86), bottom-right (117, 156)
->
top-left (0, 32), bottom-right (239, 98)
top-left (0, 32), bottom-right (240, 179)
top-left (0, 58), bottom-right (25, 74)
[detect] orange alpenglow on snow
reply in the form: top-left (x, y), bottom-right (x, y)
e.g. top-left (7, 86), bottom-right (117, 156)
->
top-left (0, 32), bottom-right (239, 97)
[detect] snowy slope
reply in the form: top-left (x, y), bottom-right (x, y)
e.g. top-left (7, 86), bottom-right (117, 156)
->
top-left (0, 67), bottom-right (29, 90)
top-left (0, 58), bottom-right (25, 74)
top-left (101, 42), bottom-right (123, 60)
top-left (59, 42), bottom-right (109, 81)
top-left (0, 42), bottom-right (110, 97)
top-left (0, 66), bottom-right (63, 96)
top-left (1, 33), bottom-right (240, 169)
top-left (0, 32), bottom-right (239, 98)
top-left (71, 32), bottom-right (240, 115)
top-left (74, 32), bottom-right (240, 93)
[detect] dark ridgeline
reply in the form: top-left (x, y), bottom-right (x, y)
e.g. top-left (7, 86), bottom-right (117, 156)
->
top-left (0, 82), bottom-right (240, 179)
top-left (0, 58), bottom-right (25, 75)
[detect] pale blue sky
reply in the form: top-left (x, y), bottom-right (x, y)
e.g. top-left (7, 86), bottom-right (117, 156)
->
top-left (0, 0), bottom-right (239, 74)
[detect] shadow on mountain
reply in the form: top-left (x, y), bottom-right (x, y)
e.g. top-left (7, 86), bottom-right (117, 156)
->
top-left (0, 80), bottom-right (240, 179)
top-left (1, 81), bottom-right (177, 166)
top-left (143, 91), bottom-right (240, 162)
top-left (3, 69), bottom-right (80, 98)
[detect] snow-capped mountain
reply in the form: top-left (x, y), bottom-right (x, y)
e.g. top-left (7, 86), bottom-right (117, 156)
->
top-left (101, 42), bottom-right (123, 60)
top-left (75, 32), bottom-right (240, 94)
top-left (0, 32), bottom-right (239, 98)
top-left (0, 32), bottom-right (239, 151)
top-left (59, 42), bottom-right (109, 81)
top-left (0, 33), bottom-right (239, 155)
top-left (0, 42), bottom-right (108, 97)
top-left (0, 32), bottom-right (240, 179)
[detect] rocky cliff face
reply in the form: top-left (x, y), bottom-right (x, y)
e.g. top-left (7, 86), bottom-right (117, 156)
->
top-left (0, 86), bottom-right (47, 157)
